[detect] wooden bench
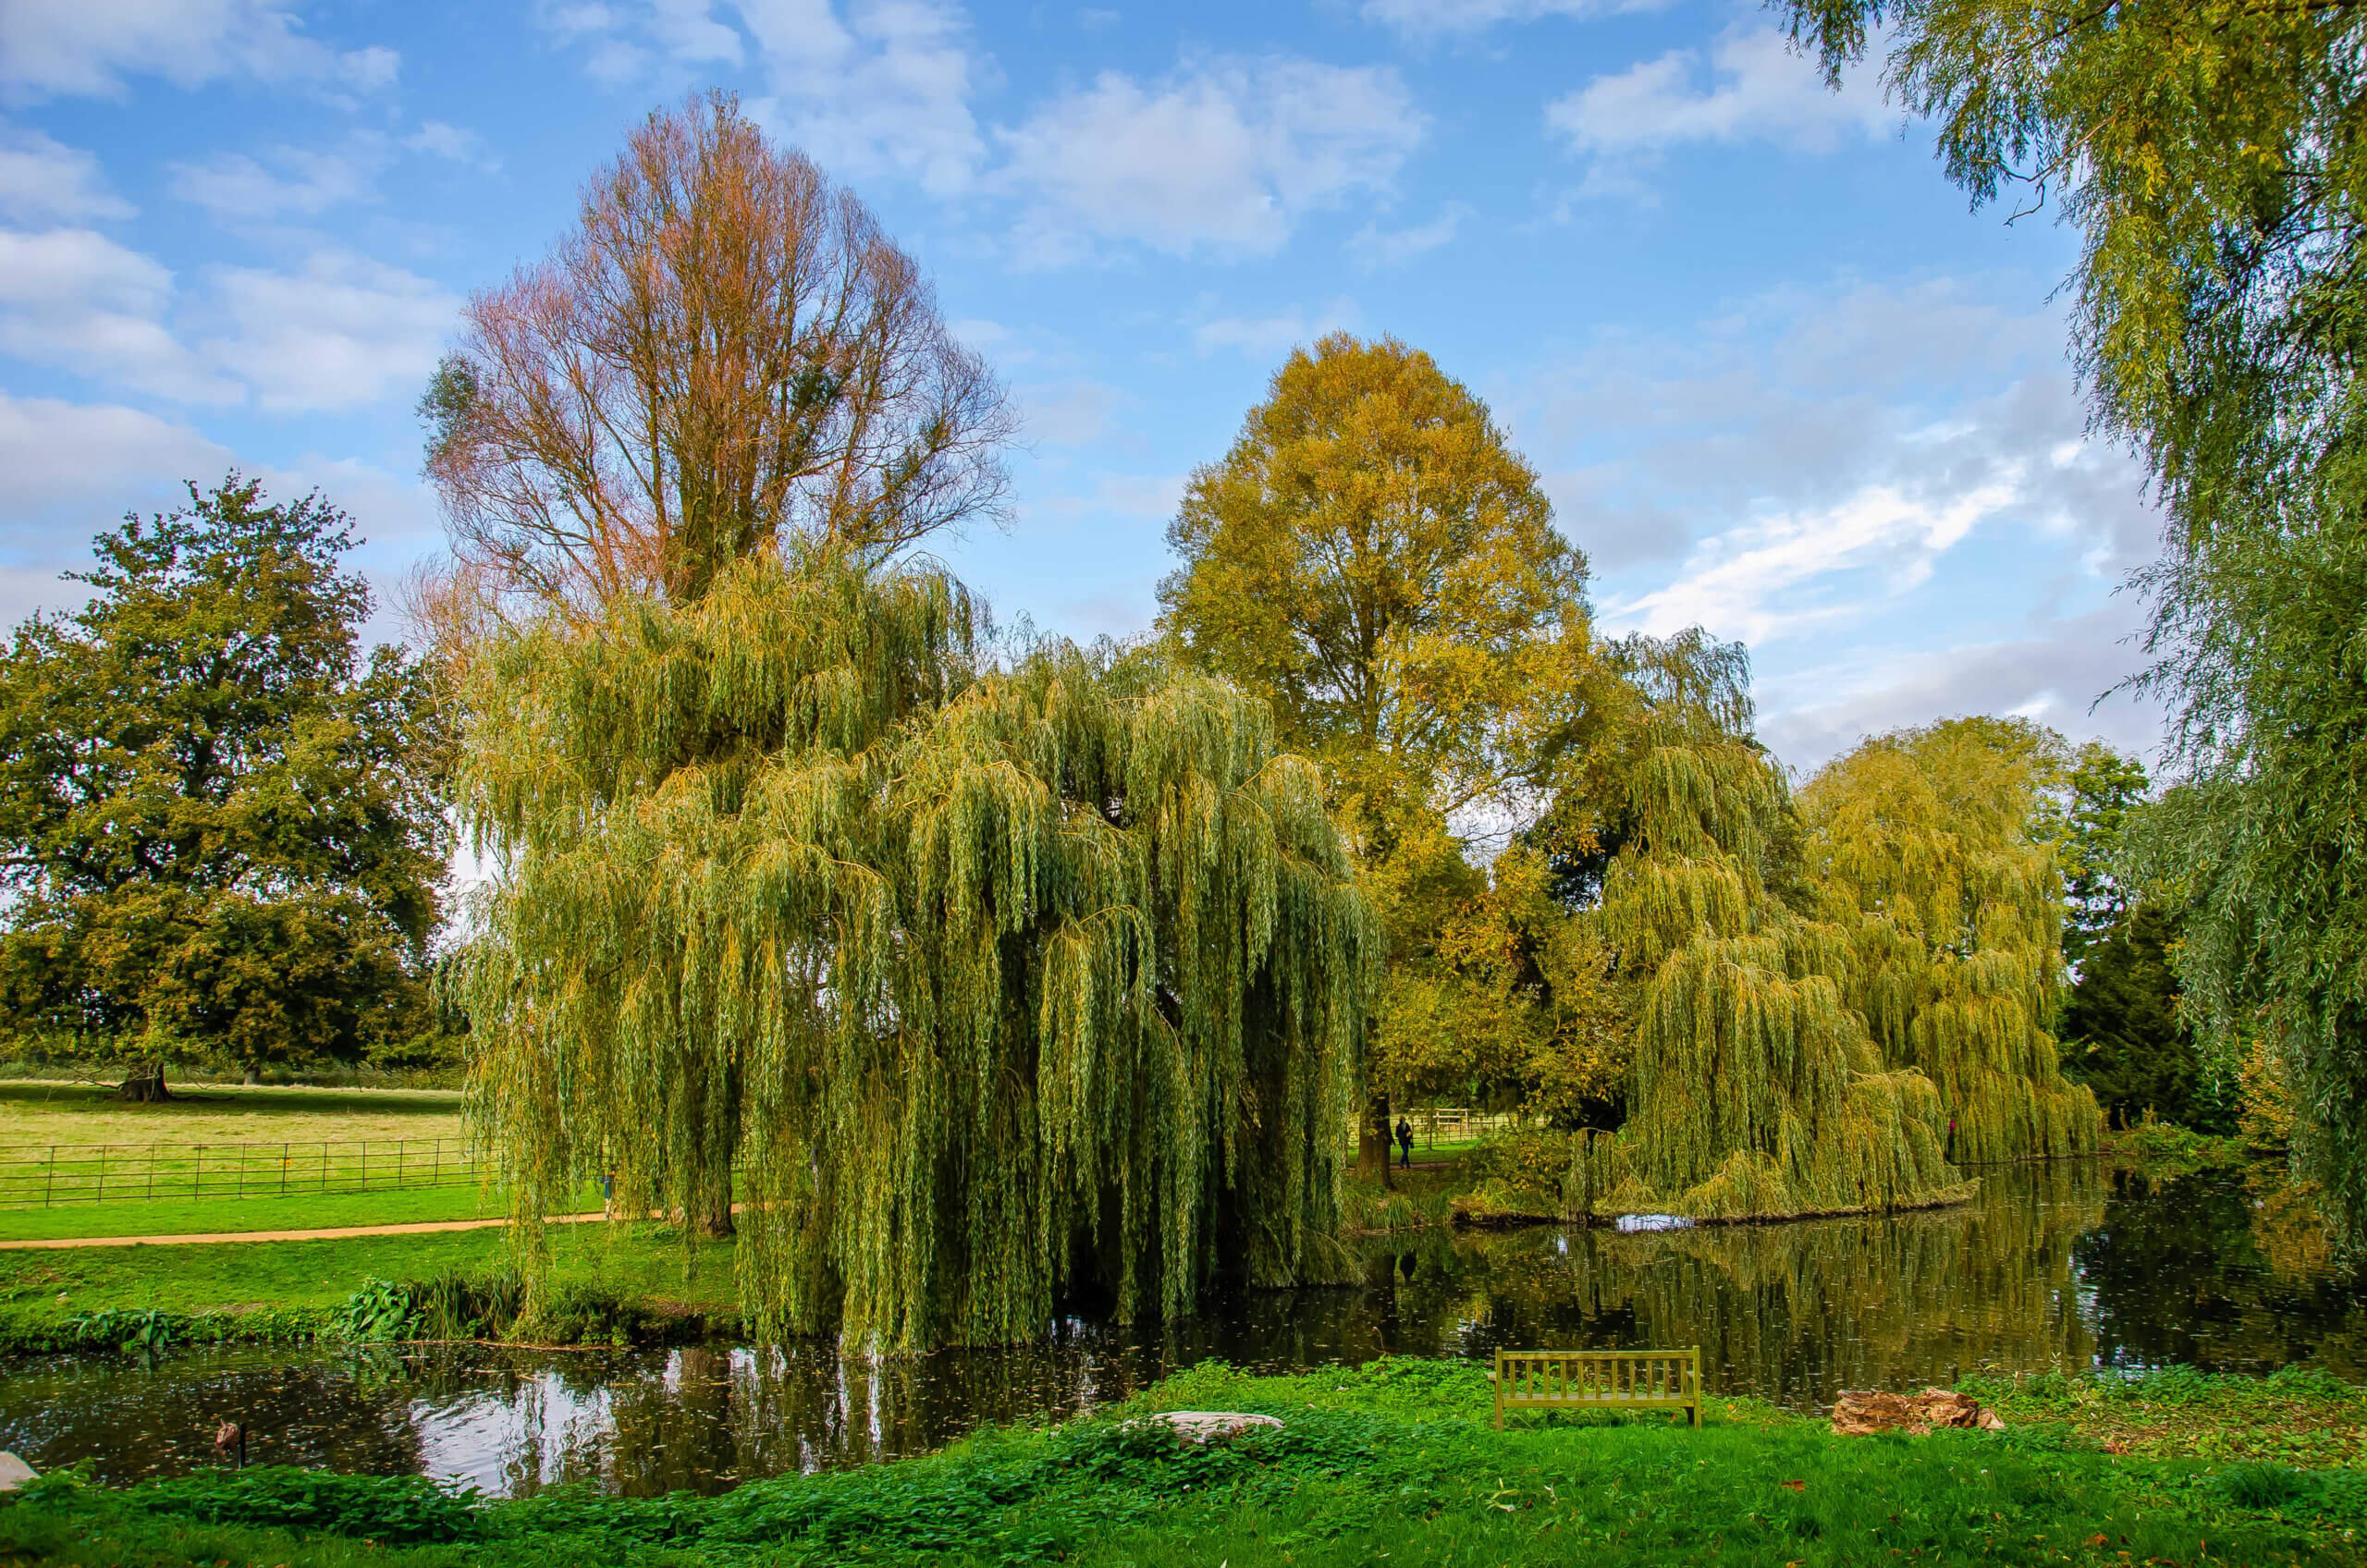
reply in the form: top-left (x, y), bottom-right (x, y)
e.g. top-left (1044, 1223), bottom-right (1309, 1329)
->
top-left (1492, 1348), bottom-right (1701, 1427)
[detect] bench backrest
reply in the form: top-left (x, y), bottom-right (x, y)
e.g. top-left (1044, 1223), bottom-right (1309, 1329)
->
top-left (1493, 1348), bottom-right (1700, 1415)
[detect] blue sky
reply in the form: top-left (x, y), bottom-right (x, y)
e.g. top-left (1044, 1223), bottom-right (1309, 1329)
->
top-left (0, 0), bottom-right (2162, 770)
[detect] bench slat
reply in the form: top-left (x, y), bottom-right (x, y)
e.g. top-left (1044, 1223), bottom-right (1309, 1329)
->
top-left (1492, 1348), bottom-right (1701, 1428)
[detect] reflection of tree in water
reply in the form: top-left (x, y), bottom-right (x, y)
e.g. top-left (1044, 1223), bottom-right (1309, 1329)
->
top-left (0, 1345), bottom-right (430, 1486)
top-left (7, 1163), bottom-right (2364, 1491)
top-left (1343, 1162), bottom-right (2107, 1410)
top-left (2076, 1166), bottom-right (2367, 1379)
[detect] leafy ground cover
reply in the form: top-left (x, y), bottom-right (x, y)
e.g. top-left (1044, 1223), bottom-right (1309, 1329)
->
top-left (1970, 1366), bottom-right (2367, 1469)
top-left (0, 1080), bottom-right (464, 1148)
top-left (3, 1360), bottom-right (2360, 1566)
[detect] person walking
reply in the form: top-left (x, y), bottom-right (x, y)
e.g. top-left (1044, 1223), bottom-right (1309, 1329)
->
top-left (1395, 1116), bottom-right (1415, 1170)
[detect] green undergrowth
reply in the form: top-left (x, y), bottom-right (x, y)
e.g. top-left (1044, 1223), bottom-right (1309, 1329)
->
top-left (6, 1361), bottom-right (2363, 1566)
top-left (0, 1224), bottom-right (739, 1353)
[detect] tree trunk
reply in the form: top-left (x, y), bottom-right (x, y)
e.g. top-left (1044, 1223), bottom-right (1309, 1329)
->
top-left (1358, 1090), bottom-right (1393, 1189)
top-left (117, 1060), bottom-right (172, 1102)
top-left (699, 1172), bottom-right (735, 1238)
top-left (242, 1066), bottom-right (262, 1086)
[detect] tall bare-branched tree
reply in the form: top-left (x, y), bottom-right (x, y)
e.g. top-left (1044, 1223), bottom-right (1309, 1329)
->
top-left (422, 92), bottom-right (1013, 611)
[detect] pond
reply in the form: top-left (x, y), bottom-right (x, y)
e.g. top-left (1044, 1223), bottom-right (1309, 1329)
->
top-left (4, 1159), bottom-right (2361, 1498)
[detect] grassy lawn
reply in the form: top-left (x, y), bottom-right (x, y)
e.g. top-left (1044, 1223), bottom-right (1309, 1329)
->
top-left (4, 1359), bottom-right (2358, 1566)
top-left (0, 1079), bottom-right (464, 1147)
top-left (0, 1220), bottom-right (739, 1320)
top-left (0, 1182), bottom-right (529, 1241)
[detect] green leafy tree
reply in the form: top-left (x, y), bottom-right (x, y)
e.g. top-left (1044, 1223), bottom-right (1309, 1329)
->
top-left (1587, 633), bottom-right (1965, 1219)
top-left (1797, 717), bottom-right (2101, 1163)
top-left (457, 550), bottom-right (1377, 1349)
top-left (0, 476), bottom-right (449, 1096)
top-left (1158, 333), bottom-right (1605, 1170)
top-left (1779, 0), bottom-right (2367, 1238)
top-left (2038, 744), bottom-right (2214, 1128)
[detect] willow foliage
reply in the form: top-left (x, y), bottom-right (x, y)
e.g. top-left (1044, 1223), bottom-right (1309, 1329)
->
top-left (457, 551), bottom-right (1377, 1351)
top-left (1798, 717), bottom-right (2101, 1164)
top-left (1588, 635), bottom-right (1966, 1219)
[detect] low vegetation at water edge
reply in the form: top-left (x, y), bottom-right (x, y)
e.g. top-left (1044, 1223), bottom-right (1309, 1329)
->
top-left (6, 1361), bottom-right (2366, 1566)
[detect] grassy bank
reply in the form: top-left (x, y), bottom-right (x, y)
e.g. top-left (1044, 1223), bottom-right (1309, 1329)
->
top-left (5, 1360), bottom-right (2361, 1566)
top-left (0, 1221), bottom-right (738, 1353)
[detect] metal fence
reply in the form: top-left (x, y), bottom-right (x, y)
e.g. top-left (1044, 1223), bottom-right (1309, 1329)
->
top-left (0, 1138), bottom-right (482, 1208)
top-left (1343, 1108), bottom-right (1527, 1145)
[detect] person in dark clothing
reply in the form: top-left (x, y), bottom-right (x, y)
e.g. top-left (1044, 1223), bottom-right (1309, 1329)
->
top-left (1395, 1116), bottom-right (1415, 1169)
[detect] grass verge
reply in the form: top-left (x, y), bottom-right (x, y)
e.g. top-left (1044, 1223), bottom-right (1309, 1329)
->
top-left (4, 1360), bottom-right (2361, 1566)
top-left (0, 1222), bottom-right (738, 1352)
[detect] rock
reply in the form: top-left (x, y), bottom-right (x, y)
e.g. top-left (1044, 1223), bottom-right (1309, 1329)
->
top-left (1832, 1388), bottom-right (2004, 1437)
top-left (0, 1452), bottom-right (37, 1492)
top-left (1152, 1411), bottom-right (1283, 1443)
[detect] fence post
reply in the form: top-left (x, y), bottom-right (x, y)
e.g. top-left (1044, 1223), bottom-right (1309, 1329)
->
top-left (44, 1146), bottom-right (54, 1207)
top-left (94, 1145), bottom-right (104, 1205)
top-left (193, 1144), bottom-right (202, 1201)
top-left (281, 1142), bottom-right (288, 1196)
top-left (396, 1141), bottom-right (406, 1190)
top-left (146, 1144), bottom-right (154, 1200)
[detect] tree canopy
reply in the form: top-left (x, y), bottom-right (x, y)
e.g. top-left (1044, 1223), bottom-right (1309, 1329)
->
top-left (457, 549), bottom-right (1377, 1350)
top-left (1797, 717), bottom-right (2101, 1164)
top-left (1780, 0), bottom-right (2367, 1242)
top-left (1587, 634), bottom-right (1967, 1219)
top-left (423, 92), bottom-right (1014, 613)
top-left (0, 476), bottom-right (448, 1093)
top-left (1158, 333), bottom-right (1607, 1164)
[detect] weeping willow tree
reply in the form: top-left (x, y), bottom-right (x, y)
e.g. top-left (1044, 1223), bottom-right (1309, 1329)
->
top-left (456, 549), bottom-right (1377, 1352)
top-left (1797, 718), bottom-right (2102, 1165)
top-left (1578, 633), bottom-right (1967, 1220)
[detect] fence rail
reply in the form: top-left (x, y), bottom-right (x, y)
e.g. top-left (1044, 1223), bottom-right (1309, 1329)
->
top-left (1343, 1108), bottom-right (1529, 1145)
top-left (0, 1138), bottom-right (482, 1208)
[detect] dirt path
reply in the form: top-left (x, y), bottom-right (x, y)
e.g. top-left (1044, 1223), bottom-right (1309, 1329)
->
top-left (0, 1211), bottom-right (611, 1251)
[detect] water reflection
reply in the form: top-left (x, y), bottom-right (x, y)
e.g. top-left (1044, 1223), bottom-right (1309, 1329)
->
top-left (3, 1161), bottom-right (2358, 1496)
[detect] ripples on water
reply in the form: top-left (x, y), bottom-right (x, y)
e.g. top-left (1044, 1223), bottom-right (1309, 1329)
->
top-left (4, 1160), bottom-right (2360, 1497)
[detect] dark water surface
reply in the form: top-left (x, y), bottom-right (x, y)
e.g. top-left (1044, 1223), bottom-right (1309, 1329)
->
top-left (5, 1160), bottom-right (2361, 1497)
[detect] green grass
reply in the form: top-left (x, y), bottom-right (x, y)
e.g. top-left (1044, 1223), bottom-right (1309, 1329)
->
top-left (0, 1220), bottom-right (738, 1332)
top-left (0, 1079), bottom-right (464, 1147)
top-left (2, 1359), bottom-right (2357, 1566)
top-left (0, 1182), bottom-right (522, 1241)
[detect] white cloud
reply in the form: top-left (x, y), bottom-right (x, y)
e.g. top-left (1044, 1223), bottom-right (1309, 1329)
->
top-left (1758, 604), bottom-right (2161, 770)
top-left (1349, 202), bottom-right (1467, 269)
top-left (0, 392), bottom-right (228, 513)
top-left (1, 0), bottom-right (398, 100)
top-left (740, 0), bottom-right (984, 193)
top-left (0, 128), bottom-right (133, 223)
top-left (1019, 379), bottom-right (1126, 447)
top-left (0, 227), bottom-right (455, 414)
top-left (167, 141), bottom-right (387, 218)
top-left (200, 252), bottom-right (458, 413)
top-left (406, 120), bottom-right (498, 169)
top-left (1546, 25), bottom-right (1893, 193)
top-left (999, 56), bottom-right (1425, 261)
top-left (550, 0), bottom-right (987, 194)
top-left (1363, 0), bottom-right (1664, 41)
top-left (1602, 477), bottom-right (2018, 645)
top-left (1193, 297), bottom-right (1362, 360)
top-left (0, 227), bottom-right (236, 402)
